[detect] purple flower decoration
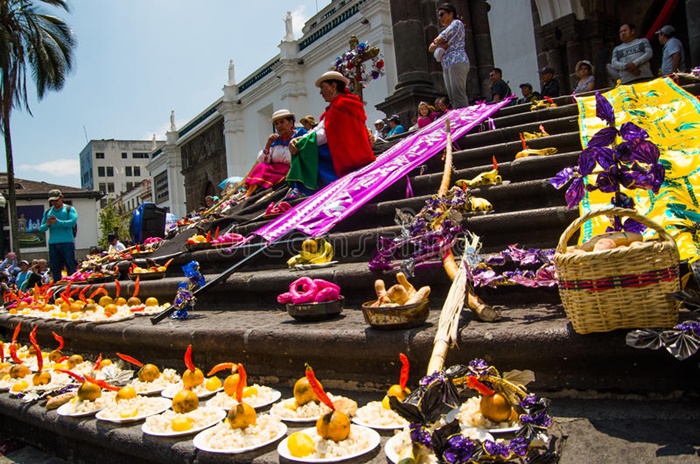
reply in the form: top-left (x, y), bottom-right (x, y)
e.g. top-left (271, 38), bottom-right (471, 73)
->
top-left (443, 435), bottom-right (477, 463)
top-left (509, 437), bottom-right (529, 456)
top-left (409, 423), bottom-right (433, 448)
top-left (588, 126), bottom-right (618, 148)
top-left (595, 92), bottom-right (615, 126)
top-left (564, 177), bottom-right (585, 209)
top-left (619, 121), bottom-right (649, 145)
top-left (676, 321), bottom-right (700, 336)
top-left (468, 358), bottom-right (490, 374)
top-left (631, 140), bottom-right (661, 165)
top-left (483, 440), bottom-right (511, 458)
top-left (550, 167), bottom-right (574, 189)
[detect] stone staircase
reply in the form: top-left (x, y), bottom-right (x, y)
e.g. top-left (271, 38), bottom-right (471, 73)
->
top-left (1, 83), bottom-right (699, 463)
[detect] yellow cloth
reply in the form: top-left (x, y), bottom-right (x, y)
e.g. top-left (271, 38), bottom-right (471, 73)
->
top-left (576, 77), bottom-right (700, 262)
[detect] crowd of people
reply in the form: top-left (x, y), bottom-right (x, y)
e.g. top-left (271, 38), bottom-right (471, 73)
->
top-left (1, 251), bottom-right (51, 294)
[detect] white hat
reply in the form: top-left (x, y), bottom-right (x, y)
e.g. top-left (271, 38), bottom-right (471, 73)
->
top-left (315, 71), bottom-right (350, 87)
top-left (270, 109), bottom-right (294, 122)
top-left (373, 119), bottom-right (385, 126)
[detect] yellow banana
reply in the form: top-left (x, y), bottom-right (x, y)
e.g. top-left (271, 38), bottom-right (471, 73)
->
top-left (515, 147), bottom-right (557, 159)
top-left (469, 196), bottom-right (493, 212)
top-left (309, 240), bottom-right (334, 264)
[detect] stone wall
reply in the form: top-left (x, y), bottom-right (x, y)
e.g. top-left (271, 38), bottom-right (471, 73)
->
top-left (181, 120), bottom-right (227, 212)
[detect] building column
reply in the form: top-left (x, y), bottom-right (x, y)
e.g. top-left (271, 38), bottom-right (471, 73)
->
top-left (161, 130), bottom-right (186, 218)
top-left (218, 80), bottom-right (248, 179)
top-left (467, 0), bottom-right (495, 100)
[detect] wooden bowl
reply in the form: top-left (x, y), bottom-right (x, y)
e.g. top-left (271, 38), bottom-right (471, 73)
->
top-left (286, 297), bottom-right (344, 322)
top-left (361, 299), bottom-right (430, 330)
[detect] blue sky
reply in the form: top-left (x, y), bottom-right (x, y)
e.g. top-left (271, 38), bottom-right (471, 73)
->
top-left (5, 0), bottom-right (331, 188)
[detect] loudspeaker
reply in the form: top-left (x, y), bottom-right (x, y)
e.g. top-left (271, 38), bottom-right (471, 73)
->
top-left (130, 203), bottom-right (166, 244)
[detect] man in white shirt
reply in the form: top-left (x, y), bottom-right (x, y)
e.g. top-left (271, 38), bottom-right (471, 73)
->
top-left (107, 233), bottom-right (126, 253)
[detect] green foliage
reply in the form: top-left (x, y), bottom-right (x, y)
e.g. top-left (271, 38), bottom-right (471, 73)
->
top-left (98, 202), bottom-right (130, 249)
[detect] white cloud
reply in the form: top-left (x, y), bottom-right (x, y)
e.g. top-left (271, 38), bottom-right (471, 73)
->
top-left (19, 159), bottom-right (80, 177)
top-left (291, 6), bottom-right (309, 39)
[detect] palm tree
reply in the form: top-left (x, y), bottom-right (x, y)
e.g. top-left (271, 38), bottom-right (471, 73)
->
top-left (0, 0), bottom-right (75, 255)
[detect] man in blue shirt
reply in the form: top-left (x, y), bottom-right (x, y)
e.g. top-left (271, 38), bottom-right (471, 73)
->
top-left (386, 115), bottom-right (405, 137)
top-left (39, 189), bottom-right (78, 282)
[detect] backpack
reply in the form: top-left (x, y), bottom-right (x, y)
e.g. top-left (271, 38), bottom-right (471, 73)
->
top-left (66, 205), bottom-right (78, 237)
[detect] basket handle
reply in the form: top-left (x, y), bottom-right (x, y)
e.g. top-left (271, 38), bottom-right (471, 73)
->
top-left (555, 206), bottom-right (677, 254)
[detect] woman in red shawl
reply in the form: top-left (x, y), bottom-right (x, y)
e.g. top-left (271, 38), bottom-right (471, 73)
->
top-left (287, 71), bottom-right (375, 197)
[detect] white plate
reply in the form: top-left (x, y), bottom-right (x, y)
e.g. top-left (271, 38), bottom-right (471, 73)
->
top-left (133, 385), bottom-right (166, 396)
top-left (277, 425), bottom-right (380, 463)
top-left (161, 384), bottom-right (222, 399)
top-left (193, 420), bottom-right (287, 454)
top-left (56, 401), bottom-right (102, 418)
top-left (95, 397), bottom-right (171, 423)
top-left (351, 415), bottom-right (405, 431)
top-left (141, 407), bottom-right (226, 437)
top-left (206, 388), bottom-right (281, 410)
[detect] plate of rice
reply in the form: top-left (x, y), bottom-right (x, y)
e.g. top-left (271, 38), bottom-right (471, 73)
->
top-left (277, 424), bottom-right (380, 462)
top-left (270, 394), bottom-right (357, 423)
top-left (385, 427), bottom-right (493, 464)
top-left (142, 406), bottom-right (226, 437)
top-left (95, 396), bottom-right (171, 423)
top-left (206, 386), bottom-right (281, 410)
top-left (193, 414), bottom-right (287, 454)
top-left (352, 401), bottom-right (409, 430)
top-left (161, 382), bottom-right (222, 399)
top-left (128, 368), bottom-right (181, 395)
top-left (56, 392), bottom-right (117, 417)
top-left (456, 397), bottom-right (521, 433)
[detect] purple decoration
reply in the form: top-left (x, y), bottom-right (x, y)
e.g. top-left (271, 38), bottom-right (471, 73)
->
top-left (253, 101), bottom-right (512, 242)
top-left (595, 91), bottom-right (615, 125)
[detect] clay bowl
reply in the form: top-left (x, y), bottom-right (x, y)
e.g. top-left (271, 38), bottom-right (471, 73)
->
top-left (361, 299), bottom-right (430, 330)
top-left (286, 297), bottom-right (344, 322)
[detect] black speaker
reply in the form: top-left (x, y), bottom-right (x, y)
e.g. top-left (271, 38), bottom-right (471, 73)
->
top-left (130, 203), bottom-right (166, 244)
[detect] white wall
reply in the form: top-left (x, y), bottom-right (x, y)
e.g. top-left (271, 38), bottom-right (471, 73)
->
top-left (488, 0), bottom-right (539, 98)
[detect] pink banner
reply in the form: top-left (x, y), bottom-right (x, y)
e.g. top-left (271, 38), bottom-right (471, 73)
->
top-left (254, 101), bottom-right (511, 243)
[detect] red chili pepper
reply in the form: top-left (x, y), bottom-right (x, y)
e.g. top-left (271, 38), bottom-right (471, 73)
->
top-left (129, 306), bottom-right (145, 313)
top-left (116, 352), bottom-right (143, 367)
top-left (466, 376), bottom-right (495, 396)
top-left (52, 331), bottom-right (65, 351)
top-left (132, 277), bottom-right (140, 298)
top-left (207, 362), bottom-right (235, 377)
top-left (94, 353), bottom-right (103, 370)
top-left (544, 96), bottom-right (554, 104)
top-left (184, 344), bottom-right (195, 372)
top-left (519, 133), bottom-right (527, 150)
top-left (235, 363), bottom-right (247, 403)
top-left (61, 293), bottom-right (71, 305)
top-left (89, 284), bottom-right (107, 300)
top-left (305, 364), bottom-right (334, 410)
top-left (68, 286), bottom-right (81, 298)
top-left (206, 231), bottom-right (211, 242)
top-left (9, 323), bottom-right (22, 364)
top-left (56, 355), bottom-right (69, 363)
top-left (399, 353), bottom-right (409, 391)
top-left (115, 280), bottom-right (121, 297)
top-left (29, 326), bottom-right (43, 372)
top-left (85, 374), bottom-right (120, 391)
top-left (214, 227), bottom-right (220, 240)
top-left (163, 258), bottom-right (174, 269)
top-left (57, 369), bottom-right (84, 383)
top-left (0, 342), bottom-right (4, 362)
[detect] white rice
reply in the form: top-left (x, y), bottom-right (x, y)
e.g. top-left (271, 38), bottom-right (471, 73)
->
top-left (354, 401), bottom-right (408, 428)
top-left (201, 414), bottom-right (285, 450)
top-left (300, 424), bottom-right (374, 459)
top-left (206, 384), bottom-right (275, 409)
top-left (129, 368), bottom-right (180, 393)
top-left (64, 391), bottom-right (117, 414)
top-left (97, 395), bottom-right (167, 420)
top-left (456, 396), bottom-right (519, 429)
top-left (270, 394), bottom-right (356, 420)
top-left (144, 406), bottom-right (223, 433)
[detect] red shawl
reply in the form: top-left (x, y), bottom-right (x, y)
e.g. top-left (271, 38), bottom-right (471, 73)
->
top-left (321, 91), bottom-right (375, 177)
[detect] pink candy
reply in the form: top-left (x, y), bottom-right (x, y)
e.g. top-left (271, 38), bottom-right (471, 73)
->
top-left (278, 277), bottom-right (342, 304)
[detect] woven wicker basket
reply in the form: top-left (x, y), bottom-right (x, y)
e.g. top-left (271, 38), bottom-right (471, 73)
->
top-left (554, 207), bottom-right (680, 334)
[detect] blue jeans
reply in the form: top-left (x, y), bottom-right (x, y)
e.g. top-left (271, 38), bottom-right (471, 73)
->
top-left (49, 242), bottom-right (77, 282)
top-left (443, 61), bottom-right (470, 108)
